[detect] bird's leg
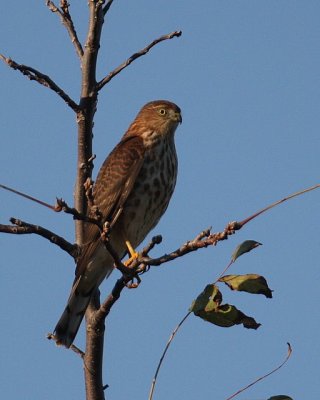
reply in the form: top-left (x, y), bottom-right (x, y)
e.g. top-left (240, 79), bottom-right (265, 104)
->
top-left (122, 240), bottom-right (142, 288)
top-left (124, 240), bottom-right (140, 267)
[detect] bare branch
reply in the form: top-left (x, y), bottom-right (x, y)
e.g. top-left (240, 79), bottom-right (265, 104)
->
top-left (96, 30), bottom-right (182, 91)
top-left (84, 289), bottom-right (105, 400)
top-left (74, 2), bottom-right (105, 244)
top-left (238, 183), bottom-right (320, 227)
top-left (96, 277), bottom-right (128, 322)
top-left (226, 343), bottom-right (293, 400)
top-left (0, 183), bottom-right (57, 211)
top-left (46, 0), bottom-right (84, 59)
top-left (148, 311), bottom-right (191, 400)
top-left (0, 54), bottom-right (80, 113)
top-left (141, 235), bottom-right (163, 257)
top-left (0, 218), bottom-right (78, 258)
top-left (137, 221), bottom-right (240, 268)
top-left (193, 227), bottom-right (212, 242)
top-left (0, 183), bottom-right (101, 226)
top-left (74, 4), bottom-right (107, 395)
top-left (103, 0), bottom-right (114, 16)
top-left (47, 333), bottom-right (85, 358)
top-left (55, 198), bottom-right (102, 227)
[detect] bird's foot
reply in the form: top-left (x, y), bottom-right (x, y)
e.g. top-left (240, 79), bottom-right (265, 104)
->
top-left (122, 240), bottom-right (142, 288)
top-left (124, 240), bottom-right (139, 267)
top-left (126, 274), bottom-right (141, 289)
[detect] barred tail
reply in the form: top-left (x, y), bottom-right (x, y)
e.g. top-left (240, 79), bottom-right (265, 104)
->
top-left (54, 287), bottom-right (92, 348)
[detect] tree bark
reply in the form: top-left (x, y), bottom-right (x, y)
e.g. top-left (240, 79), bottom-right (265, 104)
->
top-left (75, 3), bottom-right (106, 399)
top-left (75, 2), bottom-right (104, 244)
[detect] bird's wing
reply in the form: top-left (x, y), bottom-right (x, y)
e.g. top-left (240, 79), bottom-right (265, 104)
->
top-left (75, 135), bottom-right (145, 277)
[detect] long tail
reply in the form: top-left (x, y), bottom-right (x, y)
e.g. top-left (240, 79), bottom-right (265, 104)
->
top-left (54, 279), bottom-right (94, 348)
top-left (54, 244), bottom-right (116, 347)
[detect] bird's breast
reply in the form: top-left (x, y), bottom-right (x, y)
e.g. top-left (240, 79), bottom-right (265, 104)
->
top-left (119, 138), bottom-right (178, 248)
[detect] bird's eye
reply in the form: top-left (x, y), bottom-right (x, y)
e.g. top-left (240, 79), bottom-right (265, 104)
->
top-left (158, 108), bottom-right (167, 116)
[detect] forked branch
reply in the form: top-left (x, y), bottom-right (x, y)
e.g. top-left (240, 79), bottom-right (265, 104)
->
top-left (103, 0), bottom-right (114, 16)
top-left (46, 0), bottom-right (84, 59)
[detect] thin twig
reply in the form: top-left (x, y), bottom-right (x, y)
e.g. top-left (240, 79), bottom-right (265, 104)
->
top-left (55, 198), bottom-right (102, 226)
top-left (0, 218), bottom-right (78, 258)
top-left (0, 183), bottom-right (56, 211)
top-left (96, 30), bottom-right (182, 91)
top-left (214, 259), bottom-right (234, 284)
top-left (69, 343), bottom-right (86, 359)
top-left (148, 312), bottom-right (191, 400)
top-left (239, 183), bottom-right (320, 227)
top-left (47, 333), bottom-right (85, 358)
top-left (0, 183), bottom-right (101, 226)
top-left (226, 343), bottom-right (292, 400)
top-left (141, 235), bottom-right (163, 257)
top-left (0, 54), bottom-right (80, 113)
top-left (46, 1), bottom-right (84, 59)
top-left (103, 0), bottom-right (114, 16)
top-left (194, 227), bottom-right (212, 241)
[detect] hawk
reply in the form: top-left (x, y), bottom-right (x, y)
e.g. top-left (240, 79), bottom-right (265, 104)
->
top-left (54, 100), bottom-right (182, 347)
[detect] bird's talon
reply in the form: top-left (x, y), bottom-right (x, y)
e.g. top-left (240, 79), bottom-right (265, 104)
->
top-left (126, 275), bottom-right (141, 289)
top-left (137, 264), bottom-right (150, 274)
top-left (127, 282), bottom-right (139, 289)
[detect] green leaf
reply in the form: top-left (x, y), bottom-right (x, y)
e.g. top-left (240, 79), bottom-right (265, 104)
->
top-left (192, 302), bottom-right (261, 330)
top-left (190, 283), bottom-right (261, 329)
top-left (189, 284), bottom-right (222, 314)
top-left (231, 240), bottom-right (262, 262)
top-left (219, 274), bottom-right (273, 298)
top-left (197, 304), bottom-right (261, 329)
top-left (268, 396), bottom-right (293, 400)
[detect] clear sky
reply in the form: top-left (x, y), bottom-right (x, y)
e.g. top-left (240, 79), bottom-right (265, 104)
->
top-left (1, 1), bottom-right (319, 399)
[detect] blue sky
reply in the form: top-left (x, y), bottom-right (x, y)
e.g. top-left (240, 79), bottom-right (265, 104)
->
top-left (1, 1), bottom-right (319, 399)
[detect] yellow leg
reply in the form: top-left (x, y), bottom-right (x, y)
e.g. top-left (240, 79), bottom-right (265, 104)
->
top-left (124, 240), bottom-right (139, 266)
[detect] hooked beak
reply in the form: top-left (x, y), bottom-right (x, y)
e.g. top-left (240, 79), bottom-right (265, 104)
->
top-left (175, 112), bottom-right (182, 124)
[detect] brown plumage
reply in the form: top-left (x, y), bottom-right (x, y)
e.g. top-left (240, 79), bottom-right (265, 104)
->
top-left (54, 100), bottom-right (182, 347)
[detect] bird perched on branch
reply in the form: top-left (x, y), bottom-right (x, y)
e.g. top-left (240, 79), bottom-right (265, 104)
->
top-left (54, 100), bottom-right (182, 347)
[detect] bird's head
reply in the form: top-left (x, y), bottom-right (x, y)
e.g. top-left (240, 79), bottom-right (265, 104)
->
top-left (125, 100), bottom-right (182, 143)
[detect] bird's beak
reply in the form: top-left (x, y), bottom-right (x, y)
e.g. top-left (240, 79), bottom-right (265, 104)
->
top-left (175, 112), bottom-right (182, 124)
